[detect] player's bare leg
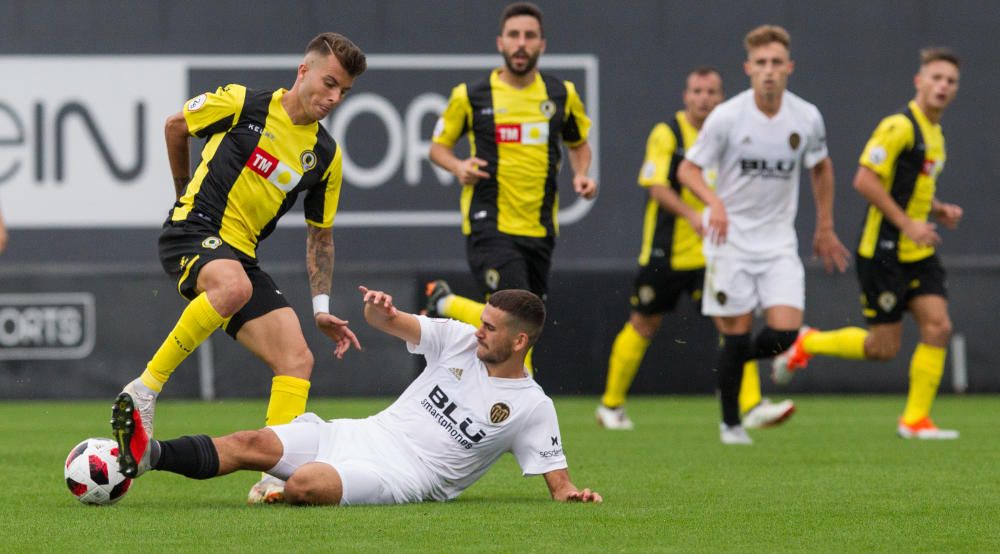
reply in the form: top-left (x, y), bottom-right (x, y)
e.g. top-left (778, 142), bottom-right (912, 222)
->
top-left (236, 307), bottom-right (315, 501)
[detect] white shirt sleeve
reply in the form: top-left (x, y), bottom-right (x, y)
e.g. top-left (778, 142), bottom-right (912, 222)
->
top-left (406, 316), bottom-right (473, 366)
top-left (512, 398), bottom-right (568, 476)
top-left (803, 107), bottom-right (829, 169)
top-left (685, 106), bottom-right (727, 169)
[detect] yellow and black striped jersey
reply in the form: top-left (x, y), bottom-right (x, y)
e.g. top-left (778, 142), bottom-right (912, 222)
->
top-left (636, 112), bottom-right (709, 270)
top-left (857, 101), bottom-right (946, 262)
top-left (432, 69), bottom-right (591, 238)
top-left (170, 84), bottom-right (343, 258)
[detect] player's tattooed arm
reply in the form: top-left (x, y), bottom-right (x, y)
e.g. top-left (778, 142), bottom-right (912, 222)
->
top-left (307, 224), bottom-right (360, 358)
top-left (306, 224), bottom-right (334, 297)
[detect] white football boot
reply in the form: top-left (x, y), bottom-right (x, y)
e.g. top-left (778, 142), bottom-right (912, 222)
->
top-left (742, 398), bottom-right (796, 429)
top-left (719, 423), bottom-right (753, 445)
top-left (248, 475), bottom-right (286, 504)
top-left (897, 417), bottom-right (959, 440)
top-left (595, 405), bottom-right (635, 430)
top-left (111, 391), bottom-right (153, 478)
top-left (120, 378), bottom-right (157, 441)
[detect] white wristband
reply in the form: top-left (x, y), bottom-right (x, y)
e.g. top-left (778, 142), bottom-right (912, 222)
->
top-left (312, 294), bottom-right (330, 316)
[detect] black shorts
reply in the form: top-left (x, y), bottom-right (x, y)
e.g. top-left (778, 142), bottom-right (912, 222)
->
top-left (630, 263), bottom-right (704, 315)
top-left (855, 253), bottom-right (947, 324)
top-left (158, 222), bottom-right (289, 338)
top-left (465, 233), bottom-right (555, 299)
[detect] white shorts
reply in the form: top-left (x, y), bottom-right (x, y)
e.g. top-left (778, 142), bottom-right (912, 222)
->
top-left (267, 413), bottom-right (433, 506)
top-left (702, 254), bottom-right (804, 317)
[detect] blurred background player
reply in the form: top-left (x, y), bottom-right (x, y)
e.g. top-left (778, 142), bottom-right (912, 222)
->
top-left (113, 285), bottom-right (602, 506)
top-left (595, 67), bottom-right (795, 430)
top-left (426, 2), bottom-right (597, 373)
top-left (110, 33), bottom-right (367, 499)
top-left (772, 48), bottom-right (963, 440)
top-left (678, 25), bottom-right (850, 444)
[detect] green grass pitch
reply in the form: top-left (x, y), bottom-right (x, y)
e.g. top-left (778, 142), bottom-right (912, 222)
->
top-left (3, 395), bottom-right (997, 552)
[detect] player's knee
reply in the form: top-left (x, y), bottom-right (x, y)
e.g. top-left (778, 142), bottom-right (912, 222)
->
top-left (279, 346), bottom-right (314, 380)
top-left (285, 465), bottom-right (341, 506)
top-left (629, 314), bottom-right (661, 339)
top-left (224, 276), bottom-right (254, 308)
top-left (920, 316), bottom-right (952, 344)
top-left (865, 337), bottom-right (899, 361)
top-left (223, 430), bottom-right (270, 463)
top-left (208, 275), bottom-right (253, 315)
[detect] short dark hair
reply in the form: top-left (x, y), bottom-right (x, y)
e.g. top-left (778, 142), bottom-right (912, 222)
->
top-left (688, 66), bottom-right (722, 81)
top-left (920, 47), bottom-right (960, 69)
top-left (500, 2), bottom-right (544, 36)
top-left (488, 289), bottom-right (546, 346)
top-left (306, 32), bottom-right (367, 77)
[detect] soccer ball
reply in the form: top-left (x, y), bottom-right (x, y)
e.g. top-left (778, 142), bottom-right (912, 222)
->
top-left (64, 438), bottom-right (132, 505)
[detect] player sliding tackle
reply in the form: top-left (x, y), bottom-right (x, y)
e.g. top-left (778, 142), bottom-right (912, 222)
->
top-left (112, 285), bottom-right (602, 506)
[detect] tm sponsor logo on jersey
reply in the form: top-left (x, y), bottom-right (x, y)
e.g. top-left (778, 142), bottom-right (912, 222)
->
top-left (495, 122), bottom-right (549, 145)
top-left (245, 146), bottom-right (302, 192)
top-left (739, 159), bottom-right (796, 179)
top-left (420, 385), bottom-right (487, 450)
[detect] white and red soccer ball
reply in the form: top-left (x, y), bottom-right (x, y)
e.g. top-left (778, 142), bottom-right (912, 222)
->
top-left (64, 438), bottom-right (132, 505)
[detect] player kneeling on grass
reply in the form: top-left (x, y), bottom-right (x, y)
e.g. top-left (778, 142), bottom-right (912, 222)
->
top-left (112, 285), bottom-right (601, 506)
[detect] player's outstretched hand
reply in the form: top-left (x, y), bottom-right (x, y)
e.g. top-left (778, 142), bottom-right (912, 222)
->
top-left (359, 286), bottom-right (399, 318)
top-left (562, 488), bottom-right (603, 503)
top-left (573, 174), bottom-right (598, 199)
top-left (813, 228), bottom-right (850, 273)
top-left (315, 313), bottom-right (361, 359)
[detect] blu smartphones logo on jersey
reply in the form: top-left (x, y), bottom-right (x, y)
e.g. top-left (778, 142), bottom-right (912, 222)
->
top-left (739, 159), bottom-right (796, 180)
top-left (420, 385), bottom-right (487, 449)
top-left (0, 293), bottom-right (96, 360)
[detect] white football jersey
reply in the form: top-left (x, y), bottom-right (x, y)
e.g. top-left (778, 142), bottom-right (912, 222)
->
top-left (686, 89), bottom-right (829, 259)
top-left (371, 316), bottom-right (567, 501)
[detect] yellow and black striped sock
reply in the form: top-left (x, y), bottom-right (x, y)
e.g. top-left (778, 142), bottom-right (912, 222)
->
top-left (902, 343), bottom-right (946, 425)
top-left (601, 323), bottom-right (650, 408)
top-left (141, 292), bottom-right (226, 393)
top-left (802, 327), bottom-right (868, 360)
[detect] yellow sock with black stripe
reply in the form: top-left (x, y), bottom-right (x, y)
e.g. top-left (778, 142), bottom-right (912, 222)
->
top-left (601, 323), bottom-right (650, 408)
top-left (141, 292), bottom-right (226, 393)
top-left (265, 375), bottom-right (311, 426)
top-left (439, 294), bottom-right (486, 327)
top-left (802, 327), bottom-right (868, 359)
top-left (738, 360), bottom-right (762, 415)
top-left (902, 343), bottom-right (946, 425)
